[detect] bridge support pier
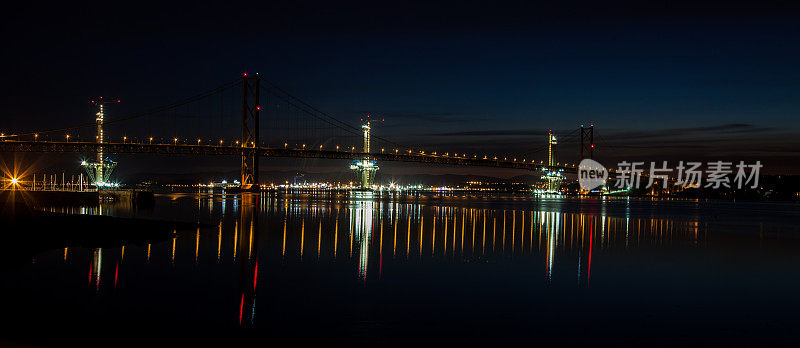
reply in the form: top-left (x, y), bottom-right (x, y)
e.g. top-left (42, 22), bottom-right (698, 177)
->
top-left (241, 74), bottom-right (260, 190)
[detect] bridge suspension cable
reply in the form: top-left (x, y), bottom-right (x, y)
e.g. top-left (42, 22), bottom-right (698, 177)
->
top-left (10, 79), bottom-right (240, 138)
top-left (259, 79), bottom-right (407, 150)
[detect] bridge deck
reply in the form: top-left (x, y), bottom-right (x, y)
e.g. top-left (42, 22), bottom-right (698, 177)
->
top-left (0, 141), bottom-right (577, 173)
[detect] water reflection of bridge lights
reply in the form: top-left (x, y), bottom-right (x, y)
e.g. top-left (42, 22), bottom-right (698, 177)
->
top-left (351, 193), bottom-right (375, 283)
top-left (53, 194), bottom-right (712, 326)
top-left (89, 248), bottom-right (102, 291)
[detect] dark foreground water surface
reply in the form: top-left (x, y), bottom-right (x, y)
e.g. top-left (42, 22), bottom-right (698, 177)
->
top-left (2, 192), bottom-right (800, 346)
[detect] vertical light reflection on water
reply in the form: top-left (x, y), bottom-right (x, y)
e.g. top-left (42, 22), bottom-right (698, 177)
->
top-left (520, 210), bottom-right (524, 253)
top-left (418, 211), bottom-right (423, 258)
top-left (171, 233), bottom-right (176, 265)
top-left (452, 208), bottom-right (456, 256)
top-left (282, 218), bottom-right (287, 258)
top-left (441, 213), bottom-right (446, 254)
top-left (195, 227), bottom-right (200, 264)
top-left (90, 248), bottom-right (102, 292)
top-left (512, 210), bottom-right (516, 255)
top-left (502, 210), bottom-right (506, 254)
top-left (545, 212), bottom-right (559, 283)
top-left (588, 215), bottom-right (594, 284)
top-left (350, 197), bottom-right (374, 283)
top-left (114, 261), bottom-right (119, 289)
top-left (318, 218), bottom-right (323, 259)
top-left (492, 216), bottom-right (496, 253)
top-left (471, 209), bottom-right (476, 253)
top-left (530, 211), bottom-right (534, 253)
top-left (461, 209), bottom-right (465, 254)
top-left (406, 213), bottom-right (411, 258)
top-left (602, 215), bottom-right (606, 249)
top-left (432, 216), bottom-right (437, 255)
top-left (334, 211), bottom-right (339, 259)
top-left (300, 219), bottom-right (305, 260)
top-left (379, 213), bottom-right (384, 279)
top-left (233, 221), bottom-right (239, 260)
top-left (482, 210), bottom-right (486, 253)
top-left (393, 208), bottom-right (397, 258)
top-left (248, 219), bottom-right (254, 259)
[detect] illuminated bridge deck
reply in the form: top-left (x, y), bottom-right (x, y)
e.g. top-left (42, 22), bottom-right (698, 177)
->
top-left (0, 141), bottom-right (578, 173)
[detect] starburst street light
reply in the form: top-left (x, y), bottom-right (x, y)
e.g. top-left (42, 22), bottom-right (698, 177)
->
top-left (4, 177), bottom-right (21, 190)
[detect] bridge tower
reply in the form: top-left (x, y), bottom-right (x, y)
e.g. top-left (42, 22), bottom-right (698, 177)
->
top-left (82, 98), bottom-right (118, 187)
top-left (350, 119), bottom-right (379, 189)
top-left (580, 124), bottom-right (594, 159)
top-left (548, 131), bottom-right (556, 167)
top-left (95, 100), bottom-right (106, 181)
top-left (240, 73), bottom-right (260, 190)
top-left (541, 130), bottom-right (564, 193)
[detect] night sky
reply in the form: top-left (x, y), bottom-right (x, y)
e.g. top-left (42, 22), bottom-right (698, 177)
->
top-left (3, 1), bottom-right (800, 179)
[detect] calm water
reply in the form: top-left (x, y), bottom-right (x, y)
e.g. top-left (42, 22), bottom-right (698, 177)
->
top-left (2, 192), bottom-right (800, 346)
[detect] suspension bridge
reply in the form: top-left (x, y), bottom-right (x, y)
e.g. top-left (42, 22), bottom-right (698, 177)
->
top-left (0, 73), bottom-right (603, 190)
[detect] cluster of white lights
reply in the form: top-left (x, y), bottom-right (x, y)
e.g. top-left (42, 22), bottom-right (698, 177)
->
top-left (200, 179), bottom-right (241, 188)
top-left (95, 181), bottom-right (120, 188)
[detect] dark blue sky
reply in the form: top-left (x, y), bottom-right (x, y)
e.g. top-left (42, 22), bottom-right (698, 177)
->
top-left (3, 1), bottom-right (800, 176)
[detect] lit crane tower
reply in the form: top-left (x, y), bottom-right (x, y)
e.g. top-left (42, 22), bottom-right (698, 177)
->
top-left (350, 116), bottom-right (379, 189)
top-left (541, 130), bottom-right (565, 193)
top-left (96, 99), bottom-right (106, 180)
top-left (81, 97), bottom-right (118, 187)
top-left (548, 131), bottom-right (556, 167)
